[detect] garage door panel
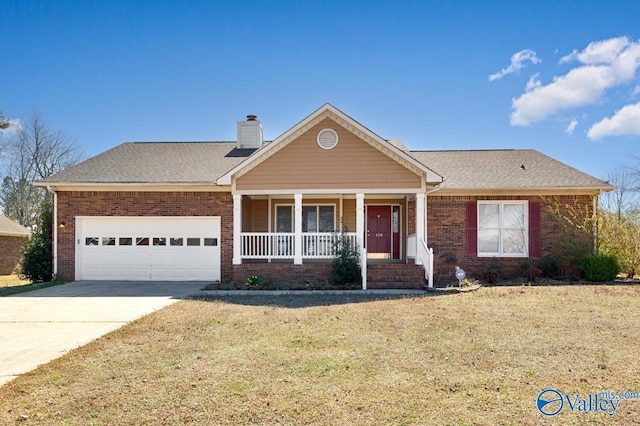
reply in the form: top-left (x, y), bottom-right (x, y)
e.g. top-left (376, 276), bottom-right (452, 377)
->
top-left (77, 217), bottom-right (221, 281)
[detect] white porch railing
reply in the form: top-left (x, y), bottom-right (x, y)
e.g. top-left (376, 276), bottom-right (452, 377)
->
top-left (408, 233), bottom-right (435, 288)
top-left (241, 232), bottom-right (357, 260)
top-left (407, 234), bottom-right (417, 258)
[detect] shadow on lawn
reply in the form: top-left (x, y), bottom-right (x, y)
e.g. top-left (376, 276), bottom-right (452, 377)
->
top-left (188, 292), bottom-right (444, 308)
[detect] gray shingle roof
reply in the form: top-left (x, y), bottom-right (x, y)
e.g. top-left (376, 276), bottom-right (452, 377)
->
top-left (38, 142), bottom-right (255, 184)
top-left (410, 149), bottom-right (611, 191)
top-left (37, 141), bottom-right (612, 192)
top-left (0, 215), bottom-right (31, 236)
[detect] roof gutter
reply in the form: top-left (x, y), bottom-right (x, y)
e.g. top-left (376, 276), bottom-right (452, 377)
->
top-left (0, 230), bottom-right (31, 237)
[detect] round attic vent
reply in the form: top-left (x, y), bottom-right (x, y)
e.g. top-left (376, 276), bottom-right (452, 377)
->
top-left (317, 128), bottom-right (339, 150)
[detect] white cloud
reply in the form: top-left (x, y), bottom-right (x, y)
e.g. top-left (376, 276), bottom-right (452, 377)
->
top-left (565, 119), bottom-right (578, 136)
top-left (633, 84), bottom-right (640, 96)
top-left (560, 36), bottom-right (630, 65)
top-left (489, 49), bottom-right (541, 81)
top-left (511, 37), bottom-right (640, 126)
top-left (587, 102), bottom-right (640, 140)
top-left (525, 73), bottom-right (541, 91)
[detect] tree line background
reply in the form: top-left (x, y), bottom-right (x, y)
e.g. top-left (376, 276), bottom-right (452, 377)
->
top-left (0, 110), bottom-right (82, 228)
top-left (1, 110), bottom-right (82, 282)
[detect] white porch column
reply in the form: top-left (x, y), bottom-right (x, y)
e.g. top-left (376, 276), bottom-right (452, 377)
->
top-left (233, 194), bottom-right (242, 265)
top-left (294, 193), bottom-right (303, 264)
top-left (415, 193), bottom-right (425, 265)
top-left (356, 193), bottom-right (365, 253)
top-left (356, 193), bottom-right (366, 290)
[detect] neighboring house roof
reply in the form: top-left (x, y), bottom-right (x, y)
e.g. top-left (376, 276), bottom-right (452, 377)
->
top-left (37, 142), bottom-right (254, 185)
top-left (0, 215), bottom-right (31, 237)
top-left (410, 149), bottom-right (612, 192)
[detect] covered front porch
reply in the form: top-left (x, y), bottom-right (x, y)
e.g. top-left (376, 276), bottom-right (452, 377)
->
top-left (232, 191), bottom-right (434, 288)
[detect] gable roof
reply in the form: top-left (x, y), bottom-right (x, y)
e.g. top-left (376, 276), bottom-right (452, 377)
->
top-left (34, 106), bottom-right (612, 195)
top-left (410, 149), bottom-right (613, 192)
top-left (36, 142), bottom-right (253, 185)
top-left (0, 215), bottom-right (31, 237)
top-left (216, 103), bottom-right (444, 185)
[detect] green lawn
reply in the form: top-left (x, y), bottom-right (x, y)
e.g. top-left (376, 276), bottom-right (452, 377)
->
top-left (1, 286), bottom-right (639, 425)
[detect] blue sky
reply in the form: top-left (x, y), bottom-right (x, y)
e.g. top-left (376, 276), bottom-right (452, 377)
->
top-left (2, 0), bottom-right (640, 180)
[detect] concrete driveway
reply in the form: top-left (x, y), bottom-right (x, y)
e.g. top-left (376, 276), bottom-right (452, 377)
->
top-left (0, 281), bottom-right (205, 387)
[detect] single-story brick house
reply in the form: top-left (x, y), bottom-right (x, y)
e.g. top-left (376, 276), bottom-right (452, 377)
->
top-left (0, 215), bottom-right (31, 275)
top-left (35, 104), bottom-right (613, 288)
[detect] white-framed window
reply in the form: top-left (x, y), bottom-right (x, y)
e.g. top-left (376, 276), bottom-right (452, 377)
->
top-left (478, 201), bottom-right (528, 257)
top-left (303, 205), bottom-right (335, 232)
top-left (275, 204), bottom-right (335, 232)
top-left (276, 205), bottom-right (293, 232)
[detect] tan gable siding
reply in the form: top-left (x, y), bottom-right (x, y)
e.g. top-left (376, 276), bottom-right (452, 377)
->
top-left (236, 118), bottom-right (422, 191)
top-left (342, 199), bottom-right (356, 230)
top-left (250, 199), bottom-right (268, 232)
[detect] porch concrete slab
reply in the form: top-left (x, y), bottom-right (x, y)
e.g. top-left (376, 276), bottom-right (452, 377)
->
top-left (0, 281), bottom-right (206, 387)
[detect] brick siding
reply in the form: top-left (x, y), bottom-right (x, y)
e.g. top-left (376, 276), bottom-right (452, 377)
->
top-left (233, 261), bottom-right (426, 289)
top-left (0, 235), bottom-right (28, 275)
top-left (427, 194), bottom-right (593, 283)
top-left (55, 191), bottom-right (233, 282)
top-left (232, 262), bottom-right (333, 284)
top-left (56, 191), bottom-right (594, 287)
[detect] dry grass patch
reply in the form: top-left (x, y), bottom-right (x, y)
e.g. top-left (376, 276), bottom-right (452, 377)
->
top-left (0, 275), bottom-right (63, 297)
top-left (0, 275), bottom-right (30, 288)
top-left (1, 286), bottom-right (640, 424)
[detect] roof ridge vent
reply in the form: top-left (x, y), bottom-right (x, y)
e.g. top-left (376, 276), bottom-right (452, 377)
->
top-left (237, 114), bottom-right (263, 149)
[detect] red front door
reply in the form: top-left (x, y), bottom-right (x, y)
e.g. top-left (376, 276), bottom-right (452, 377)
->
top-left (367, 206), bottom-right (391, 258)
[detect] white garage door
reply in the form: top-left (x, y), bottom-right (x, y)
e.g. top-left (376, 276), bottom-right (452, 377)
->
top-left (76, 217), bottom-right (220, 281)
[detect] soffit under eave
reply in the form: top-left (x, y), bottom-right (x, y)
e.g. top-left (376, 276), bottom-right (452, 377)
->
top-left (226, 108), bottom-right (443, 185)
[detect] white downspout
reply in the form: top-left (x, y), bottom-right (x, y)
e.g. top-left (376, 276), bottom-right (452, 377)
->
top-left (47, 186), bottom-right (58, 279)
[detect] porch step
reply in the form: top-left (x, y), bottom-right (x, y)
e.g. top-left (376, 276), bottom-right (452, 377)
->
top-left (367, 263), bottom-right (426, 290)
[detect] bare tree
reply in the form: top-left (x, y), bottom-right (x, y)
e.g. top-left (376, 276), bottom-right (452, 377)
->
top-left (600, 168), bottom-right (639, 219)
top-left (1, 113), bottom-right (82, 226)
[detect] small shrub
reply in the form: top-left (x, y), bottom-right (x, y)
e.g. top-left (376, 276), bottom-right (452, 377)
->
top-left (519, 261), bottom-right (543, 282)
top-left (244, 274), bottom-right (260, 287)
top-left (538, 256), bottom-right (561, 279)
top-left (568, 265), bottom-right (585, 281)
top-left (578, 253), bottom-right (620, 282)
top-left (332, 223), bottom-right (361, 288)
top-left (21, 201), bottom-right (53, 283)
top-left (483, 262), bottom-right (503, 284)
